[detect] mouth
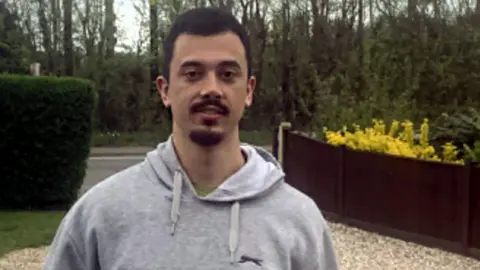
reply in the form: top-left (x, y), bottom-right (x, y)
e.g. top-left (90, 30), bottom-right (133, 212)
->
top-left (194, 106), bottom-right (226, 122)
top-left (191, 103), bottom-right (229, 121)
top-left (197, 105), bottom-right (227, 115)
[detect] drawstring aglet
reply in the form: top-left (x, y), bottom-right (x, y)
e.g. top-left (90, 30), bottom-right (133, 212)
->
top-left (170, 221), bottom-right (176, 235)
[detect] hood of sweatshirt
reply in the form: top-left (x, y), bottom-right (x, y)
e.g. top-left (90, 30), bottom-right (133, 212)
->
top-left (144, 136), bottom-right (285, 263)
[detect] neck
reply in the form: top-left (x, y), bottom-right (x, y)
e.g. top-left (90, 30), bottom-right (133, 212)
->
top-left (172, 126), bottom-right (245, 187)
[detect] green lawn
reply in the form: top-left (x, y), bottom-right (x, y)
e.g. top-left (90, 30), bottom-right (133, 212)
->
top-left (0, 211), bottom-right (65, 257)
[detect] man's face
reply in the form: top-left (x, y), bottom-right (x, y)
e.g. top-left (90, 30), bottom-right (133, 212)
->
top-left (157, 31), bottom-right (255, 147)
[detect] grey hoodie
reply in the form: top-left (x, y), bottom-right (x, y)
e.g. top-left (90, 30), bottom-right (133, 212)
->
top-left (44, 138), bottom-right (339, 270)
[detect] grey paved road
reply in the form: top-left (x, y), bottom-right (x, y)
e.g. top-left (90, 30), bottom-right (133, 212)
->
top-left (82, 145), bottom-right (273, 195)
top-left (81, 156), bottom-right (144, 195)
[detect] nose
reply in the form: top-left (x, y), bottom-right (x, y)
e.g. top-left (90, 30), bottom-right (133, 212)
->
top-left (200, 72), bottom-right (223, 98)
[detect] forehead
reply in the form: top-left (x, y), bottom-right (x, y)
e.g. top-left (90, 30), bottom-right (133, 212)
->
top-left (171, 32), bottom-right (246, 68)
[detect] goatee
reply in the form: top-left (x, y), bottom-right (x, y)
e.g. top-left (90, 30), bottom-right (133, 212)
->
top-left (189, 130), bottom-right (224, 147)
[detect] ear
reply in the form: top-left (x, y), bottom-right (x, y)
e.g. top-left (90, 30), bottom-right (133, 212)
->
top-left (156, 76), bottom-right (170, 108)
top-left (245, 76), bottom-right (256, 108)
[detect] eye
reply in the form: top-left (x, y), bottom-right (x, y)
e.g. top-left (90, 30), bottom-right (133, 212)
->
top-left (220, 70), bottom-right (236, 81)
top-left (184, 70), bottom-right (200, 81)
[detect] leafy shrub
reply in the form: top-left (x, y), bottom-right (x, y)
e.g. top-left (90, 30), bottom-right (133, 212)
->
top-left (432, 107), bottom-right (480, 149)
top-left (464, 141), bottom-right (480, 163)
top-left (323, 118), bottom-right (463, 164)
top-left (0, 74), bottom-right (95, 210)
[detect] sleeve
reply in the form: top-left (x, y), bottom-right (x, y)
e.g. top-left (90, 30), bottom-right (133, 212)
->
top-left (43, 224), bottom-right (87, 270)
top-left (312, 218), bottom-right (339, 270)
top-left (293, 198), bottom-right (339, 270)
top-left (43, 204), bottom-right (99, 270)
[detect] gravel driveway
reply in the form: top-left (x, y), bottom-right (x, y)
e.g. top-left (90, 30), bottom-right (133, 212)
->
top-left (1, 221), bottom-right (479, 270)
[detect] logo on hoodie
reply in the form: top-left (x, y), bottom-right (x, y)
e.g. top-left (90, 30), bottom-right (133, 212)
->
top-left (238, 255), bottom-right (263, 266)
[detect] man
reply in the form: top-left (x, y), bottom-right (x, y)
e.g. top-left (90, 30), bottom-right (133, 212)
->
top-left (44, 7), bottom-right (339, 270)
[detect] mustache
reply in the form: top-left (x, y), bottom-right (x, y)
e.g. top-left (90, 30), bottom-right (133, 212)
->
top-left (190, 99), bottom-right (229, 115)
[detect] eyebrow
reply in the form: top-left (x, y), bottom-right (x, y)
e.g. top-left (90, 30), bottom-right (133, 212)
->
top-left (179, 60), bottom-right (242, 70)
top-left (218, 60), bottom-right (241, 70)
top-left (179, 60), bottom-right (203, 69)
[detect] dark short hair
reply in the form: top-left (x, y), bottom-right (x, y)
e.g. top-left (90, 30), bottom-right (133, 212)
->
top-left (162, 7), bottom-right (252, 82)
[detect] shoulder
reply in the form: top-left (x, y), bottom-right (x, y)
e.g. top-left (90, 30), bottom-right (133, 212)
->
top-left (80, 162), bottom-right (146, 205)
top-left (271, 182), bottom-right (330, 237)
top-left (275, 182), bottom-right (323, 218)
top-left (63, 162), bottom-right (154, 227)
top-left (257, 182), bottom-right (327, 231)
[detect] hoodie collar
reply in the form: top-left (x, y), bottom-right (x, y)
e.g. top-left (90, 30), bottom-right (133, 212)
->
top-left (145, 136), bottom-right (285, 202)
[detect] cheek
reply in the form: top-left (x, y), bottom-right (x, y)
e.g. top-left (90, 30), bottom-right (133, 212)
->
top-left (169, 89), bottom-right (192, 109)
top-left (229, 94), bottom-right (248, 115)
top-left (171, 100), bottom-right (189, 116)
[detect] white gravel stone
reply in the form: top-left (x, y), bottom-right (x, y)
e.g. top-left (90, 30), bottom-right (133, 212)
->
top-left (328, 221), bottom-right (480, 270)
top-left (1, 221), bottom-right (479, 270)
top-left (0, 246), bottom-right (49, 270)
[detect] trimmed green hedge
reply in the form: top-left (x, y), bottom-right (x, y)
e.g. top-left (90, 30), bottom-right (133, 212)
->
top-left (0, 75), bottom-right (95, 210)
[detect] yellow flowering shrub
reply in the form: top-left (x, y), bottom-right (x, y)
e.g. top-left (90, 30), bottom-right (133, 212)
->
top-left (323, 119), bottom-right (464, 165)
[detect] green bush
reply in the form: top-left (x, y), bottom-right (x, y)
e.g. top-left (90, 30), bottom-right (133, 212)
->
top-left (432, 107), bottom-right (480, 148)
top-left (0, 74), bottom-right (95, 210)
top-left (464, 141), bottom-right (480, 164)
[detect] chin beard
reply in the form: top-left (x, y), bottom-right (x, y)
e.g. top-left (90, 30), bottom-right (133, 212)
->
top-left (189, 130), bottom-right (224, 147)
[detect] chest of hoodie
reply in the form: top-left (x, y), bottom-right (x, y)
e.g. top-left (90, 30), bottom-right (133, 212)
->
top-left (97, 197), bottom-right (294, 270)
